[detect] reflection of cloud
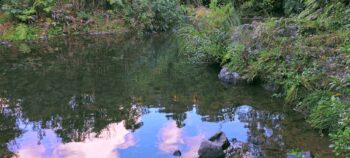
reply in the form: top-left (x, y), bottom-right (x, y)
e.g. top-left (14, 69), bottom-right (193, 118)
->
top-left (157, 121), bottom-right (205, 158)
top-left (158, 122), bottom-right (184, 153)
top-left (13, 122), bottom-right (135, 158)
top-left (16, 145), bottom-right (46, 158)
top-left (182, 134), bottom-right (205, 158)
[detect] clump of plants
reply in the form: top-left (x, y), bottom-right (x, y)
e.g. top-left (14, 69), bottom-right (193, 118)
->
top-left (177, 0), bottom-right (240, 62)
top-left (108, 0), bottom-right (181, 33)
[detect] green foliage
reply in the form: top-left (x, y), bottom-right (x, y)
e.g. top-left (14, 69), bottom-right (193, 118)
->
top-left (1, 0), bottom-right (55, 22)
top-left (235, 0), bottom-right (284, 16)
top-left (178, 0), bottom-right (240, 62)
top-left (2, 24), bottom-right (39, 41)
top-left (306, 95), bottom-right (350, 156)
top-left (109, 0), bottom-right (180, 32)
top-left (76, 11), bottom-right (91, 20)
top-left (151, 0), bottom-right (180, 31)
top-left (308, 96), bottom-right (346, 131)
top-left (296, 91), bottom-right (331, 115)
top-left (329, 75), bottom-right (350, 96)
top-left (330, 127), bottom-right (350, 157)
top-left (48, 25), bottom-right (63, 37)
top-left (298, 0), bottom-right (350, 30)
top-left (283, 0), bottom-right (304, 16)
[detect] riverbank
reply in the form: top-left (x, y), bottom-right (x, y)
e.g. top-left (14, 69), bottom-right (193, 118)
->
top-left (0, 9), bottom-right (128, 42)
top-left (177, 2), bottom-right (350, 156)
top-left (0, 0), bottom-right (180, 42)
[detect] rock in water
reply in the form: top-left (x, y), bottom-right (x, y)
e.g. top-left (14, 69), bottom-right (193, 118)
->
top-left (218, 67), bottom-right (242, 85)
top-left (198, 140), bottom-right (225, 158)
top-left (198, 131), bottom-right (230, 158)
top-left (208, 132), bottom-right (230, 150)
top-left (173, 150), bottom-right (181, 156)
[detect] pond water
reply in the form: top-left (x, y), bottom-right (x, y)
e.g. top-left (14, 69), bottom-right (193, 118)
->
top-left (0, 34), bottom-right (334, 158)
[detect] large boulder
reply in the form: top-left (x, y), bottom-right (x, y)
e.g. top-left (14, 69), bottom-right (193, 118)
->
top-left (198, 132), bottom-right (230, 158)
top-left (218, 67), bottom-right (242, 85)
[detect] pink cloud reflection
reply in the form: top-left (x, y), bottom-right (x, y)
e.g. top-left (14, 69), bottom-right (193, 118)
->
top-left (12, 122), bottom-right (135, 158)
top-left (157, 122), bottom-right (205, 158)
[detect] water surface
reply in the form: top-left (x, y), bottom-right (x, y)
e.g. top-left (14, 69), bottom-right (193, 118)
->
top-left (0, 34), bottom-right (333, 158)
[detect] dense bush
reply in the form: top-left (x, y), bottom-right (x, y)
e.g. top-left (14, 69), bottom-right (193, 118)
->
top-left (2, 23), bottom-right (39, 40)
top-left (1, 0), bottom-right (54, 22)
top-left (108, 0), bottom-right (181, 32)
top-left (178, 0), bottom-right (239, 62)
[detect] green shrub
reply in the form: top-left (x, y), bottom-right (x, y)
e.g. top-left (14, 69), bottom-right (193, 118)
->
top-left (2, 24), bottom-right (39, 41)
top-left (296, 91), bottom-right (331, 115)
top-left (283, 0), bottom-right (304, 16)
top-left (178, 0), bottom-right (239, 62)
top-left (1, 0), bottom-right (55, 22)
top-left (109, 0), bottom-right (180, 32)
top-left (330, 127), bottom-right (350, 156)
top-left (77, 11), bottom-right (91, 20)
top-left (308, 96), bottom-right (348, 132)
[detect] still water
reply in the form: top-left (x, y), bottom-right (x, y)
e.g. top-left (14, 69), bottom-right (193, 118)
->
top-left (0, 34), bottom-right (333, 158)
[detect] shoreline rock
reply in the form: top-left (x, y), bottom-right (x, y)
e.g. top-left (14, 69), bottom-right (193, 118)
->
top-left (0, 41), bottom-right (12, 47)
top-left (218, 67), bottom-right (243, 85)
top-left (198, 132), bottom-right (253, 158)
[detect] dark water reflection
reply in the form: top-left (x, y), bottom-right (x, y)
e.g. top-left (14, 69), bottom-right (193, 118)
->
top-left (0, 34), bottom-right (333, 158)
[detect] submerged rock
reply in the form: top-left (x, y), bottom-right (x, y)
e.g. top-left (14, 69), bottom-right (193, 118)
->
top-left (198, 132), bottom-right (256, 158)
top-left (199, 140), bottom-right (226, 158)
top-left (208, 132), bottom-right (231, 150)
top-left (261, 83), bottom-right (278, 92)
top-left (218, 67), bottom-right (242, 85)
top-left (173, 150), bottom-right (181, 156)
top-left (0, 41), bottom-right (12, 47)
top-left (198, 131), bottom-right (230, 158)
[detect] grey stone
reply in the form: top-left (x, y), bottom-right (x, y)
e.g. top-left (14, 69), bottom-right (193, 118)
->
top-left (173, 150), bottom-right (181, 156)
top-left (261, 83), bottom-right (277, 92)
top-left (198, 131), bottom-right (230, 158)
top-left (198, 140), bottom-right (225, 158)
top-left (208, 131), bottom-right (230, 150)
top-left (218, 67), bottom-right (242, 84)
top-left (276, 25), bottom-right (298, 37)
top-left (0, 41), bottom-right (12, 47)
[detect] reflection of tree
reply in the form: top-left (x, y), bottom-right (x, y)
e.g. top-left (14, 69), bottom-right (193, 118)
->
top-left (0, 34), bottom-right (239, 145)
top-left (0, 34), bottom-right (210, 147)
top-left (232, 105), bottom-right (333, 157)
top-left (235, 106), bottom-right (284, 157)
top-left (0, 34), bottom-right (332, 157)
top-left (0, 99), bottom-right (21, 158)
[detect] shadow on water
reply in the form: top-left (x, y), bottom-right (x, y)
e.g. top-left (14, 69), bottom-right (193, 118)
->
top-left (0, 34), bottom-right (334, 158)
